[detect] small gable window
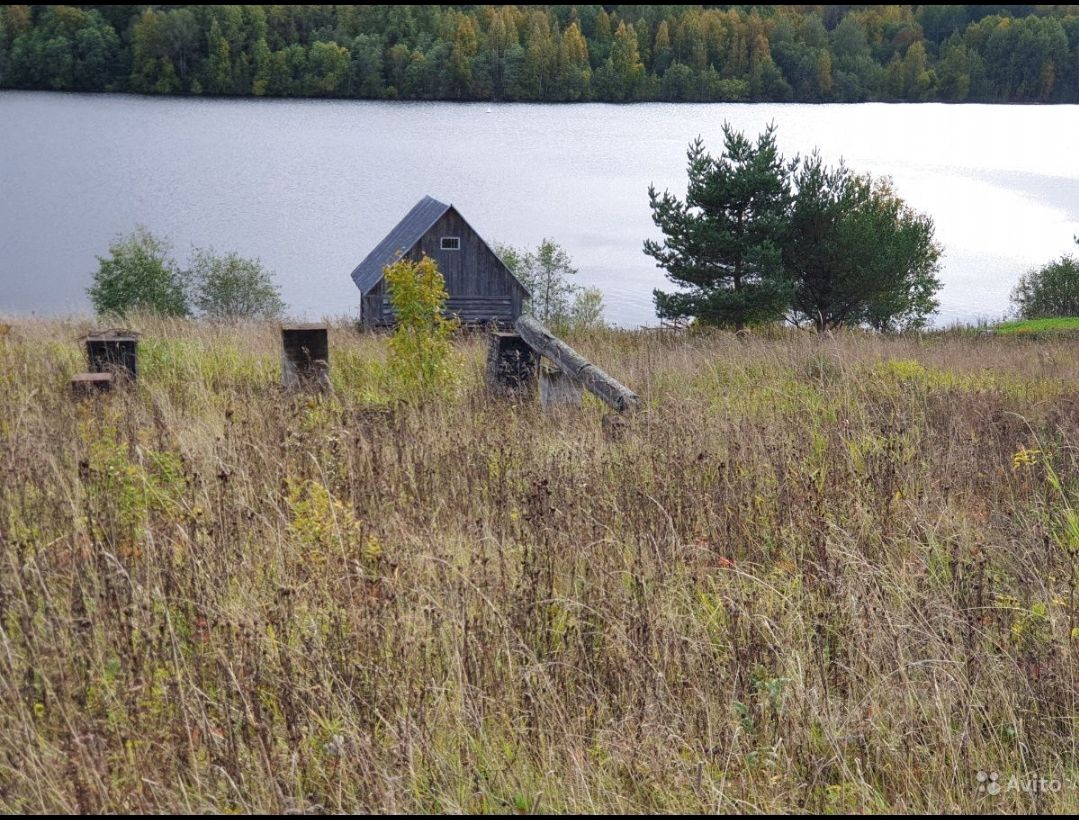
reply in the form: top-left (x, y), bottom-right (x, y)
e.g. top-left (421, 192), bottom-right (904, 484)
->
top-left (441, 236), bottom-right (461, 251)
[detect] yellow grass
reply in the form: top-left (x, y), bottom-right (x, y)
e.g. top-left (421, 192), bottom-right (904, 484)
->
top-left (1, 316), bottom-right (1078, 812)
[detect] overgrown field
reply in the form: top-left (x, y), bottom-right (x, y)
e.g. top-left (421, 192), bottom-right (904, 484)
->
top-left (2, 318), bottom-right (1079, 813)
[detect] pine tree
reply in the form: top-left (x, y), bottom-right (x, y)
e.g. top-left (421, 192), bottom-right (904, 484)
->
top-left (783, 153), bottom-right (942, 331)
top-left (645, 123), bottom-right (793, 328)
top-left (653, 20), bottom-right (673, 75)
top-left (251, 36), bottom-right (271, 95)
top-left (592, 9), bottom-right (613, 64)
top-left (206, 18), bottom-right (231, 94)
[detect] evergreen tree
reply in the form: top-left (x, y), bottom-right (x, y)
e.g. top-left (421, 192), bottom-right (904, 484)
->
top-left (206, 18), bottom-right (232, 93)
top-left (645, 124), bottom-right (793, 328)
top-left (653, 20), bottom-right (673, 75)
top-left (602, 21), bottom-right (645, 101)
top-left (349, 33), bottom-right (384, 97)
top-left (155, 9), bottom-right (199, 87)
top-left (592, 9), bottom-right (613, 65)
top-left (783, 154), bottom-right (942, 331)
top-left (6, 4), bottom-right (1079, 104)
top-left (252, 36), bottom-right (271, 95)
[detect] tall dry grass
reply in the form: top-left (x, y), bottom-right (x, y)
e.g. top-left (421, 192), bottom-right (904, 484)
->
top-left (1, 316), bottom-right (1079, 812)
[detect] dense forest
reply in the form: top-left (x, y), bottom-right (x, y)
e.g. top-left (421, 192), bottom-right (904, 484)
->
top-left (3, 5), bottom-right (1079, 103)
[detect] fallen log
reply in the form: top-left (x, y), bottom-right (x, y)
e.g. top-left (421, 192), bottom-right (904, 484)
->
top-left (515, 316), bottom-right (639, 412)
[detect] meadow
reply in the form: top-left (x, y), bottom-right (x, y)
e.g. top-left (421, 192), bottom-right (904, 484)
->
top-left (1, 317), bottom-right (1079, 813)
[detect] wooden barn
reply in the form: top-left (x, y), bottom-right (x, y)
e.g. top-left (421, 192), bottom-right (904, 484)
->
top-left (351, 195), bottom-right (529, 328)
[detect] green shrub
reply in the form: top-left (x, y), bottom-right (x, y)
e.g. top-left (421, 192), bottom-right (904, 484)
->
top-left (89, 229), bottom-right (288, 320)
top-left (1011, 251), bottom-right (1079, 319)
top-left (384, 254), bottom-right (459, 398)
top-left (188, 248), bottom-right (285, 320)
top-left (88, 227), bottom-right (189, 317)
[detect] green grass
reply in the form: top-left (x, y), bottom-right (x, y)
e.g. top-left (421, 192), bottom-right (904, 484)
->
top-left (995, 316), bottom-right (1079, 335)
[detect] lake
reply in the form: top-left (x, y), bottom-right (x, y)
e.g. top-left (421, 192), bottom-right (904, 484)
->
top-left (2, 91), bottom-right (1078, 326)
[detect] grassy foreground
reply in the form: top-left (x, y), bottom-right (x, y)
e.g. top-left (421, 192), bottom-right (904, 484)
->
top-left (2, 317), bottom-right (1079, 813)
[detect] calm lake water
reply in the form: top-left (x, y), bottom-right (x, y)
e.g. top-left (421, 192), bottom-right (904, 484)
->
top-left (2, 91), bottom-right (1078, 326)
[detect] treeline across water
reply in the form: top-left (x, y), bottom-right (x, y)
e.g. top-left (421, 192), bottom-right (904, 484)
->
top-left (3, 5), bottom-right (1079, 103)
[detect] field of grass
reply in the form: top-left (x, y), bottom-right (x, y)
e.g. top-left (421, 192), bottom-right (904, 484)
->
top-left (2, 317), bottom-right (1079, 812)
top-left (995, 316), bottom-right (1079, 336)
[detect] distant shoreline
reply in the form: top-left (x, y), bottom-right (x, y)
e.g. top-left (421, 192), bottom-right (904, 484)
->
top-left (2, 88), bottom-right (1075, 107)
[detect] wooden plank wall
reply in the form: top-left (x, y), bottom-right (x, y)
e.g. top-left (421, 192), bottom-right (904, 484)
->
top-left (361, 209), bottom-right (526, 327)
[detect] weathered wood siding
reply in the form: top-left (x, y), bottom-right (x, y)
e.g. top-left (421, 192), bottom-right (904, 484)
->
top-left (361, 284), bottom-right (385, 329)
top-left (361, 208), bottom-right (526, 328)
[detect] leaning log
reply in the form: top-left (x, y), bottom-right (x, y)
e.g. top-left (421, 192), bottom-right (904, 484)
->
top-left (515, 316), bottom-right (639, 412)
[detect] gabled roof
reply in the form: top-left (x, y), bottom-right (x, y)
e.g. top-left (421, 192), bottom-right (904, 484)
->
top-left (351, 195), bottom-right (452, 295)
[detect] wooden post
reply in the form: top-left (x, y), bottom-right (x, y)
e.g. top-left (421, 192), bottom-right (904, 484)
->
top-left (281, 325), bottom-right (330, 391)
top-left (539, 362), bottom-right (582, 408)
top-left (515, 316), bottom-right (638, 412)
top-left (486, 332), bottom-right (538, 398)
top-left (84, 329), bottom-right (139, 381)
top-left (71, 372), bottom-right (113, 399)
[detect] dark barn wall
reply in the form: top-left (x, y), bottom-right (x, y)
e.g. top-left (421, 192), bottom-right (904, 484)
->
top-left (414, 211), bottom-right (511, 296)
top-left (363, 208), bottom-right (525, 327)
top-left (361, 283), bottom-right (385, 329)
